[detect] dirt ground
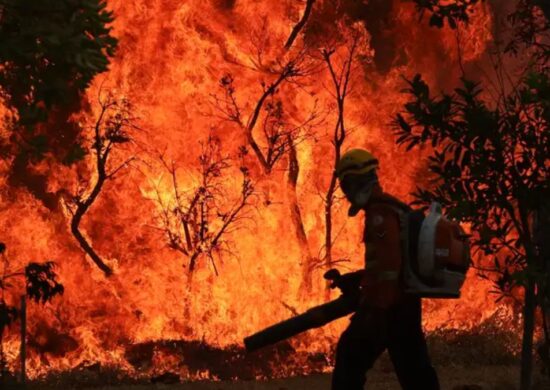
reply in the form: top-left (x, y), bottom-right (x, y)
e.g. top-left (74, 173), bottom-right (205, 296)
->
top-left (13, 331), bottom-right (550, 390)
top-left (79, 365), bottom-right (550, 390)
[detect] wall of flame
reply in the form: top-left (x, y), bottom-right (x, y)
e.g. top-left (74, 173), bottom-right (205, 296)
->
top-left (0, 0), bottom-right (518, 379)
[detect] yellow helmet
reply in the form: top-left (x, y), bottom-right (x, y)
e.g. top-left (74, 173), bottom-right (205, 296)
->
top-left (335, 148), bottom-right (379, 181)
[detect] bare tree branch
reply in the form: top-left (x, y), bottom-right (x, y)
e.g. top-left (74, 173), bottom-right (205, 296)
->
top-left (212, 33), bottom-right (322, 294)
top-left (214, 52), bottom-right (315, 175)
top-left (320, 33), bottom-right (361, 296)
top-left (285, 0), bottom-right (316, 50)
top-left (151, 136), bottom-right (254, 286)
top-left (66, 92), bottom-right (137, 277)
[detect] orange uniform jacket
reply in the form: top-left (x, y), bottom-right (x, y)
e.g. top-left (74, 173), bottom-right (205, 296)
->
top-left (360, 186), bottom-right (410, 309)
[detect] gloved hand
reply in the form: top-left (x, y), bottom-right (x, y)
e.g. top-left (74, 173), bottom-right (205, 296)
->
top-left (323, 269), bottom-right (364, 296)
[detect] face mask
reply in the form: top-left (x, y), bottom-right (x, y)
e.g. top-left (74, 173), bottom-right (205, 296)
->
top-left (347, 179), bottom-right (377, 217)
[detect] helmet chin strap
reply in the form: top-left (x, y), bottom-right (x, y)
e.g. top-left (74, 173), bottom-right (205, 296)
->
top-left (348, 180), bottom-right (377, 217)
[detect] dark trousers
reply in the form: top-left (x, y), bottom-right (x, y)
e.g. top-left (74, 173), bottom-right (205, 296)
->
top-left (331, 295), bottom-right (440, 390)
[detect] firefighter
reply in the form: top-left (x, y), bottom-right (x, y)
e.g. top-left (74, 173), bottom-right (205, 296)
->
top-left (329, 148), bottom-right (440, 390)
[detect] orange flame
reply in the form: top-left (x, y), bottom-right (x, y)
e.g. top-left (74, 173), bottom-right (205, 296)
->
top-left (0, 0), bottom-right (516, 379)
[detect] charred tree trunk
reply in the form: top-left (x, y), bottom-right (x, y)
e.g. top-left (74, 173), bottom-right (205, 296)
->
top-left (19, 295), bottom-right (26, 385)
top-left (285, 0), bottom-right (316, 50)
top-left (534, 201), bottom-right (550, 380)
top-left (536, 202), bottom-right (550, 378)
top-left (324, 149), bottom-right (341, 300)
top-left (187, 253), bottom-right (198, 290)
top-left (183, 270), bottom-right (194, 321)
top-left (70, 168), bottom-right (113, 276)
top-left (323, 101), bottom-right (345, 301)
top-left (286, 137), bottom-right (314, 295)
top-left (519, 204), bottom-right (541, 390)
top-left (321, 40), bottom-right (357, 300)
top-left (67, 95), bottom-right (134, 278)
top-left (521, 275), bottom-right (536, 390)
top-left (0, 329), bottom-right (5, 384)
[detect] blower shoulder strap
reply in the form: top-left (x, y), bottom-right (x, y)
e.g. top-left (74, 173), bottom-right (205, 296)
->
top-left (369, 193), bottom-right (412, 215)
top-left (369, 194), bottom-right (413, 276)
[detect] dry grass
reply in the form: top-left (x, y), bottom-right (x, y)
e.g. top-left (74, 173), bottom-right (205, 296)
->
top-left (15, 361), bottom-right (550, 390)
top-left (46, 367), bottom-right (550, 390)
top-left (4, 327), bottom-right (550, 390)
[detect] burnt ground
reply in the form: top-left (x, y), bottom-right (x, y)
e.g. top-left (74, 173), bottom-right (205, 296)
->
top-left (16, 363), bottom-right (550, 390)
top-left (100, 366), bottom-right (550, 390)
top-left (4, 326), bottom-right (550, 390)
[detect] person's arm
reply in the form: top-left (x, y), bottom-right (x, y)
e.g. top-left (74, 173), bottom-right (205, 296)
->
top-left (324, 269), bottom-right (364, 296)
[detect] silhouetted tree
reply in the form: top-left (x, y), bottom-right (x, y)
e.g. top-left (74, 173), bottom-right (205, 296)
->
top-left (63, 92), bottom-right (137, 276)
top-left (212, 46), bottom-right (321, 294)
top-left (0, 0), bottom-right (118, 205)
top-left (394, 54), bottom-right (548, 390)
top-left (412, 0), bottom-right (482, 29)
top-left (151, 136), bottom-right (254, 287)
top-left (398, 2), bottom-right (550, 388)
top-left (318, 26), bottom-right (366, 299)
top-left (285, 0), bottom-right (316, 50)
top-left (213, 61), bottom-right (315, 175)
top-left (0, 242), bottom-right (63, 382)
